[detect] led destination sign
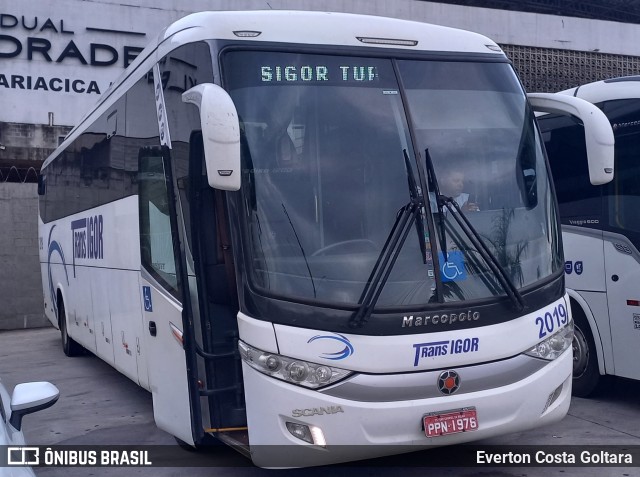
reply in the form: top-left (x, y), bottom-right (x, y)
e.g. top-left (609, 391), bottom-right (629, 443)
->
top-left (224, 51), bottom-right (395, 89)
top-left (261, 65), bottom-right (379, 83)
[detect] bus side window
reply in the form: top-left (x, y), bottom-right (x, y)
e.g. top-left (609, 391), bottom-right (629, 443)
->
top-left (138, 147), bottom-right (180, 297)
top-left (37, 174), bottom-right (46, 196)
top-left (605, 131), bottom-right (640, 234)
top-left (603, 99), bottom-right (640, 237)
top-left (38, 173), bottom-right (47, 223)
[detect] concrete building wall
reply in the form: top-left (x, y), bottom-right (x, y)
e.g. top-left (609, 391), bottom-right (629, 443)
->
top-left (0, 183), bottom-right (47, 330)
top-left (0, 123), bottom-right (71, 162)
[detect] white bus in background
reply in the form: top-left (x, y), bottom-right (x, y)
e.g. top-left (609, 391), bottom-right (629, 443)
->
top-left (539, 76), bottom-right (640, 397)
top-left (38, 11), bottom-right (614, 467)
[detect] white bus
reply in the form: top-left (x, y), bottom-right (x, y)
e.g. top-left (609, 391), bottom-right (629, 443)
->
top-left (38, 11), bottom-right (614, 467)
top-left (539, 76), bottom-right (640, 397)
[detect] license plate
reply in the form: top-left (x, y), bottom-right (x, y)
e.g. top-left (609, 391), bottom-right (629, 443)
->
top-left (423, 407), bottom-right (478, 437)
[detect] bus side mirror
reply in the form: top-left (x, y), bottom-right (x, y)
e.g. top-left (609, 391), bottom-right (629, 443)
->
top-left (182, 84), bottom-right (241, 191)
top-left (528, 93), bottom-right (615, 186)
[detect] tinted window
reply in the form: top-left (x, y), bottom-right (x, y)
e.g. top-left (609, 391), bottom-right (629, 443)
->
top-left (224, 51), bottom-right (562, 308)
top-left (139, 148), bottom-right (180, 297)
top-left (41, 95), bottom-right (137, 223)
top-left (603, 99), bottom-right (640, 241)
top-left (157, 41), bottom-right (214, 252)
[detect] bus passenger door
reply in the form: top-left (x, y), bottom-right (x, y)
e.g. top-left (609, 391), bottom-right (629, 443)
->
top-left (604, 237), bottom-right (640, 381)
top-left (188, 132), bottom-right (246, 436)
top-left (138, 146), bottom-right (196, 445)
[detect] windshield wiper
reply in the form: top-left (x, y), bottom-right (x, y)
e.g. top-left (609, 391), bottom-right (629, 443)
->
top-left (441, 197), bottom-right (524, 311)
top-left (404, 149), bottom-right (428, 265)
top-left (424, 148), bottom-right (523, 311)
top-left (424, 148), bottom-right (450, 263)
top-left (424, 149), bottom-right (525, 311)
top-left (349, 150), bottom-right (424, 328)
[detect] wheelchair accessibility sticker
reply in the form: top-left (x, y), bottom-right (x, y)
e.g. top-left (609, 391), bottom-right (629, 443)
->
top-left (438, 251), bottom-right (467, 282)
top-left (142, 286), bottom-right (153, 312)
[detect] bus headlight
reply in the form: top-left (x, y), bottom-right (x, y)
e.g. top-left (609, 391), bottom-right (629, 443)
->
top-left (238, 341), bottom-right (353, 389)
top-left (524, 321), bottom-right (574, 360)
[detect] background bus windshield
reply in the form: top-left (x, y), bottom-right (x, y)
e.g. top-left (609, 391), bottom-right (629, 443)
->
top-left (223, 51), bottom-right (562, 307)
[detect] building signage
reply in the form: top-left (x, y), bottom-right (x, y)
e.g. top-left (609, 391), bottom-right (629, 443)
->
top-left (0, 12), bottom-right (145, 95)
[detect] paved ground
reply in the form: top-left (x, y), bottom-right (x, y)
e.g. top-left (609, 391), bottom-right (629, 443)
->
top-left (1, 327), bottom-right (640, 476)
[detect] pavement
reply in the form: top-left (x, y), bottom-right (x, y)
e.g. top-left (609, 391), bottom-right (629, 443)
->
top-left (1, 327), bottom-right (640, 476)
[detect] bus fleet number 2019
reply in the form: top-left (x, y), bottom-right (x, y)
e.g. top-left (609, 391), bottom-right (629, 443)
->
top-left (535, 304), bottom-right (567, 339)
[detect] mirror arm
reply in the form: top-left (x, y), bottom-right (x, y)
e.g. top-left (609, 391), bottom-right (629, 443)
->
top-left (9, 396), bottom-right (59, 431)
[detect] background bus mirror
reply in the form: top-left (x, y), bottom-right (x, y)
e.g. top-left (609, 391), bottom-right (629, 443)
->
top-left (528, 93), bottom-right (615, 185)
top-left (37, 174), bottom-right (46, 196)
top-left (182, 84), bottom-right (241, 191)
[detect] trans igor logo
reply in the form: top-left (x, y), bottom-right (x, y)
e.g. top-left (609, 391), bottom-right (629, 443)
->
top-left (413, 338), bottom-right (479, 366)
top-left (71, 215), bottom-right (104, 275)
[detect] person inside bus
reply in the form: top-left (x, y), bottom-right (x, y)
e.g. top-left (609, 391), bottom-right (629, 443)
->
top-left (438, 166), bottom-right (480, 212)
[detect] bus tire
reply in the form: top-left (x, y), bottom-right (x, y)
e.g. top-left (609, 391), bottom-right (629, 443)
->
top-left (571, 309), bottom-right (600, 397)
top-left (59, 297), bottom-right (83, 357)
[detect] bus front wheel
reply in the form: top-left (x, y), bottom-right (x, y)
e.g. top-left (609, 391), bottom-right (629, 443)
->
top-left (59, 298), bottom-right (83, 357)
top-left (572, 312), bottom-right (600, 397)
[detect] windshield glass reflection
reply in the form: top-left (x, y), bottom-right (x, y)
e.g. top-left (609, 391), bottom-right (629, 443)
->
top-left (223, 52), bottom-right (562, 307)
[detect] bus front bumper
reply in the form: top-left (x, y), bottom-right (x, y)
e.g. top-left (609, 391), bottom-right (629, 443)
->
top-left (242, 348), bottom-right (572, 468)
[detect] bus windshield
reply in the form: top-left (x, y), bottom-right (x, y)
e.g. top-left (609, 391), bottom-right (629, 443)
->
top-left (223, 51), bottom-right (562, 308)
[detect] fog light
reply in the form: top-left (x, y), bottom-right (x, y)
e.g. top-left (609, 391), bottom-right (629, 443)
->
top-left (309, 425), bottom-right (326, 447)
top-left (285, 422), bottom-right (326, 447)
top-left (542, 383), bottom-right (564, 413)
top-left (286, 422), bottom-right (314, 444)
